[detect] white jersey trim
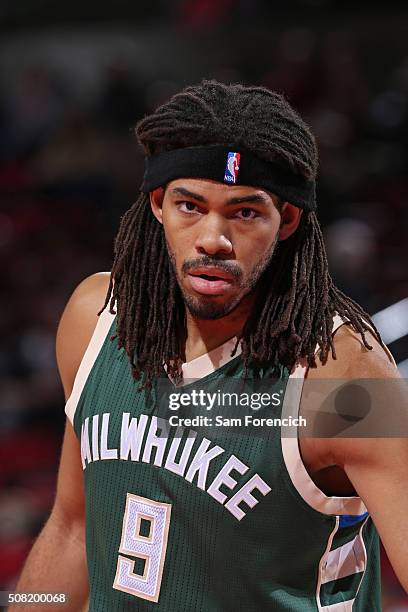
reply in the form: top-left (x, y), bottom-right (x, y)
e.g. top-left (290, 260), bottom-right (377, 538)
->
top-left (315, 516), bottom-right (368, 611)
top-left (319, 600), bottom-right (354, 612)
top-left (322, 518), bottom-right (368, 585)
top-left (65, 307), bottom-right (116, 425)
top-left (316, 517), bottom-right (341, 611)
top-left (165, 336), bottom-right (242, 385)
top-left (281, 312), bottom-right (397, 515)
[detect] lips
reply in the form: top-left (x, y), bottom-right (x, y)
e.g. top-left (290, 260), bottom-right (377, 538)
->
top-left (188, 266), bottom-right (234, 281)
top-left (187, 267), bottom-right (235, 295)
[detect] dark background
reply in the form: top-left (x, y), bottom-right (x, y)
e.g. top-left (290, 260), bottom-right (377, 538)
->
top-left (1, 1), bottom-right (408, 609)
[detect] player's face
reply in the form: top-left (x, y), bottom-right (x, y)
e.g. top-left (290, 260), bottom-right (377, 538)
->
top-left (151, 178), bottom-right (292, 320)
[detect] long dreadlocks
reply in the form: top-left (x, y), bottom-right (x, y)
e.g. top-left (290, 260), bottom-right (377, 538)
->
top-left (99, 79), bottom-right (384, 388)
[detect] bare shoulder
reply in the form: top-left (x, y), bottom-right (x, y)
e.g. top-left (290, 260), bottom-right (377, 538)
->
top-left (56, 272), bottom-right (111, 400)
top-left (307, 322), bottom-right (399, 381)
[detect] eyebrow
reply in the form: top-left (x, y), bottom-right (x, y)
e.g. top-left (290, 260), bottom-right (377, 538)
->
top-left (170, 187), bottom-right (270, 206)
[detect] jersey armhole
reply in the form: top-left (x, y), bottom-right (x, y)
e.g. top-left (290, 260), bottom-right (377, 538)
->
top-left (280, 313), bottom-right (369, 516)
top-left (64, 307), bottom-right (117, 425)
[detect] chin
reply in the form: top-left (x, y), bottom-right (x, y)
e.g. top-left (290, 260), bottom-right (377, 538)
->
top-left (183, 293), bottom-right (243, 321)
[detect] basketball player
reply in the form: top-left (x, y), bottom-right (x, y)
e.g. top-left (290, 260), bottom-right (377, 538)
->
top-left (11, 80), bottom-right (407, 611)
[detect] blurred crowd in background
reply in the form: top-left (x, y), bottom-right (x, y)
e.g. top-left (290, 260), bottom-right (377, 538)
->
top-left (0, 1), bottom-right (408, 609)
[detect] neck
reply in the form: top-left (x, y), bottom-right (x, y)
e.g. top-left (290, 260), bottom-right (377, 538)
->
top-left (184, 293), bottom-right (255, 362)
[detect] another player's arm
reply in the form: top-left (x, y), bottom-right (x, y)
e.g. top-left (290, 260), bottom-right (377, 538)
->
top-left (308, 326), bottom-right (408, 594)
top-left (9, 272), bottom-right (110, 611)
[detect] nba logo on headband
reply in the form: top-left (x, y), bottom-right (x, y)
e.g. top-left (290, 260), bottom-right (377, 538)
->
top-left (224, 151), bottom-right (241, 184)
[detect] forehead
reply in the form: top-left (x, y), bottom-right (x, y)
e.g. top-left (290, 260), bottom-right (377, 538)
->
top-left (165, 178), bottom-right (276, 202)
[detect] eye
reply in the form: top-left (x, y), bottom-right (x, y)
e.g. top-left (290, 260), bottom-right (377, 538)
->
top-left (177, 201), bottom-right (199, 214)
top-left (236, 208), bottom-right (258, 220)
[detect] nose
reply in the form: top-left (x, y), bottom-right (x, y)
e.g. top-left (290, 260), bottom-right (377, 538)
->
top-left (194, 213), bottom-right (233, 256)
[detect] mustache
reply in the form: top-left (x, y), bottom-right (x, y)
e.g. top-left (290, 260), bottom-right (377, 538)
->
top-left (181, 255), bottom-right (243, 280)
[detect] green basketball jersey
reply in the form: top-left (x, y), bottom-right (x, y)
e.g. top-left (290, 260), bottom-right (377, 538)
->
top-left (65, 308), bottom-right (382, 611)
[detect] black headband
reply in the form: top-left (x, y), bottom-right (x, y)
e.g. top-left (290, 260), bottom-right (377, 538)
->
top-left (141, 145), bottom-right (316, 211)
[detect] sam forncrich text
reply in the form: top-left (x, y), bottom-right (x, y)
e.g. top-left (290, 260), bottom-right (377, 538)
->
top-left (168, 415), bottom-right (307, 428)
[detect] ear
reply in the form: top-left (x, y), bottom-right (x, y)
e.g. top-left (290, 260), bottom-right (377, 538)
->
top-left (278, 203), bottom-right (303, 241)
top-left (149, 187), bottom-right (165, 224)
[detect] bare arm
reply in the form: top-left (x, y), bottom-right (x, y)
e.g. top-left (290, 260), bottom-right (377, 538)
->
top-left (8, 423), bottom-right (88, 611)
top-left (331, 343), bottom-right (408, 594)
top-left (9, 272), bottom-right (110, 611)
top-left (303, 325), bottom-right (408, 593)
